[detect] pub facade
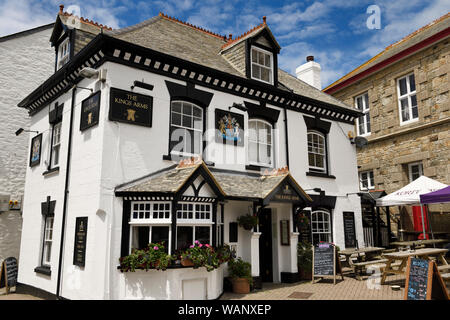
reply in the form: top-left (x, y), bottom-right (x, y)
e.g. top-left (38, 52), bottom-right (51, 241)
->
top-left (17, 8), bottom-right (363, 299)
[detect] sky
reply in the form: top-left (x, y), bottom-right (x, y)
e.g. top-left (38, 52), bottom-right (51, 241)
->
top-left (0, 0), bottom-right (449, 88)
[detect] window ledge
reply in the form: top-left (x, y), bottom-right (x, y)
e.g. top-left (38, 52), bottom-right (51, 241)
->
top-left (246, 164), bottom-right (271, 172)
top-left (306, 171), bottom-right (336, 179)
top-left (34, 266), bottom-right (51, 276)
top-left (43, 167), bottom-right (59, 176)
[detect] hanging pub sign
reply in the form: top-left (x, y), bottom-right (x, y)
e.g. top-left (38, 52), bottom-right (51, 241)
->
top-left (215, 109), bottom-right (244, 146)
top-left (29, 133), bottom-right (42, 167)
top-left (80, 91), bottom-right (101, 131)
top-left (73, 217), bottom-right (88, 267)
top-left (109, 88), bottom-right (152, 127)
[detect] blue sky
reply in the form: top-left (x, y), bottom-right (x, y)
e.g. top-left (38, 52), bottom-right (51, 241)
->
top-left (1, 0), bottom-right (449, 87)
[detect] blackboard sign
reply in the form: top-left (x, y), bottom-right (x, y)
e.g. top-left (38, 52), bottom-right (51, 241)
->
top-left (343, 212), bottom-right (356, 248)
top-left (297, 210), bottom-right (311, 243)
top-left (109, 88), bottom-right (153, 127)
top-left (0, 257), bottom-right (18, 294)
top-left (80, 91), bottom-right (101, 131)
top-left (280, 220), bottom-right (290, 246)
top-left (312, 243), bottom-right (343, 285)
top-left (229, 222), bottom-right (238, 243)
top-left (404, 257), bottom-right (449, 300)
top-left (73, 217), bottom-right (88, 267)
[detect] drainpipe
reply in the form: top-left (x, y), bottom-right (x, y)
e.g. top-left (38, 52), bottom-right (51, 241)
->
top-left (284, 107), bottom-right (290, 169)
top-left (56, 85), bottom-right (77, 299)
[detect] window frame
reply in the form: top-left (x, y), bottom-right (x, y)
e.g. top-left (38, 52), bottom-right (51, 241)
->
top-left (248, 118), bottom-right (274, 168)
top-left (311, 209), bottom-right (331, 245)
top-left (408, 162), bottom-right (423, 182)
top-left (57, 38), bottom-right (70, 70)
top-left (250, 46), bottom-right (274, 85)
top-left (41, 215), bottom-right (54, 267)
top-left (169, 100), bottom-right (204, 158)
top-left (50, 121), bottom-right (62, 168)
top-left (355, 92), bottom-right (371, 136)
top-left (397, 73), bottom-right (418, 126)
top-left (359, 170), bottom-right (375, 190)
top-left (307, 130), bottom-right (327, 173)
top-left (176, 202), bottom-right (213, 250)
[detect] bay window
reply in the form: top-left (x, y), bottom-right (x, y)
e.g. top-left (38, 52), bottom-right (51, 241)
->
top-left (170, 101), bottom-right (203, 157)
top-left (397, 73), bottom-right (418, 125)
top-left (248, 119), bottom-right (273, 167)
top-left (176, 202), bottom-right (213, 250)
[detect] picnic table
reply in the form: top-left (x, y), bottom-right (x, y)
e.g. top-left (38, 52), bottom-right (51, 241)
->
top-left (380, 248), bottom-right (449, 284)
top-left (339, 247), bottom-right (386, 279)
top-left (390, 239), bottom-right (449, 248)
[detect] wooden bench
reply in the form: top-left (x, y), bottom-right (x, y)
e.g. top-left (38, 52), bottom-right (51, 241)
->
top-left (352, 259), bottom-right (388, 280)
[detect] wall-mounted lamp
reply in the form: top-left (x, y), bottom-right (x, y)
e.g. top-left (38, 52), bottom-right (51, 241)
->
top-left (345, 192), bottom-right (365, 197)
top-left (79, 67), bottom-right (107, 82)
top-left (304, 188), bottom-right (322, 193)
top-left (131, 81), bottom-right (154, 91)
top-left (15, 128), bottom-right (39, 136)
top-left (229, 103), bottom-right (247, 113)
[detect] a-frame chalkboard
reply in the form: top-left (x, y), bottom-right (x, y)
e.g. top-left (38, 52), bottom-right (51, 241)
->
top-left (404, 257), bottom-right (449, 300)
top-left (0, 257), bottom-right (18, 294)
top-left (312, 243), bottom-right (344, 285)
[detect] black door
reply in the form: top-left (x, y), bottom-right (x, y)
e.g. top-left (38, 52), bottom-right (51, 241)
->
top-left (259, 208), bottom-right (273, 282)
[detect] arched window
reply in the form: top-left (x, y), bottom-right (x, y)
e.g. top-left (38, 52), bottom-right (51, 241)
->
top-left (170, 101), bottom-right (203, 157)
top-left (248, 119), bottom-right (273, 167)
top-left (307, 130), bottom-right (326, 172)
top-left (311, 209), bottom-right (331, 244)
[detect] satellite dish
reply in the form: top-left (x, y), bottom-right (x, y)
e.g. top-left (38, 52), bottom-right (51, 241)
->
top-left (354, 136), bottom-right (368, 148)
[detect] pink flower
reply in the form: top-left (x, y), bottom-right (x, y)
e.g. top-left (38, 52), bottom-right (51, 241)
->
top-left (199, 244), bottom-right (203, 247)
top-left (205, 244), bottom-right (210, 248)
top-left (153, 246), bottom-right (159, 250)
top-left (195, 240), bottom-right (199, 244)
top-left (190, 245), bottom-right (195, 248)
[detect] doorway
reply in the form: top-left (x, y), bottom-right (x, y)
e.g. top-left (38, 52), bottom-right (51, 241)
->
top-left (259, 208), bottom-right (273, 282)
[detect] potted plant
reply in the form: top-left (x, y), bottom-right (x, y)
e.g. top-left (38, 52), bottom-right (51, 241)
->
top-left (119, 242), bottom-right (172, 272)
top-left (297, 240), bottom-right (312, 280)
top-left (228, 257), bottom-right (253, 294)
top-left (237, 214), bottom-right (258, 230)
top-left (180, 241), bottom-right (222, 271)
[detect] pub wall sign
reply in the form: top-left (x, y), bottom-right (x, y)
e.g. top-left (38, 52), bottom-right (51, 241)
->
top-left (80, 91), bottom-right (101, 131)
top-left (109, 88), bottom-right (153, 127)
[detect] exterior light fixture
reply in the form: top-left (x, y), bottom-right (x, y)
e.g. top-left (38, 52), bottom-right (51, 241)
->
top-left (228, 103), bottom-right (247, 112)
top-left (79, 67), bottom-right (99, 78)
top-left (15, 128), bottom-right (39, 136)
top-left (304, 188), bottom-right (322, 193)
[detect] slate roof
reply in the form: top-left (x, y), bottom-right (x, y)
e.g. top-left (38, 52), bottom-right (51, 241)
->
top-left (324, 13), bottom-right (450, 92)
top-left (107, 13), bottom-right (354, 111)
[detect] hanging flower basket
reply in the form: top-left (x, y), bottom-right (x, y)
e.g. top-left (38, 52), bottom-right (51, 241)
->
top-left (237, 214), bottom-right (258, 231)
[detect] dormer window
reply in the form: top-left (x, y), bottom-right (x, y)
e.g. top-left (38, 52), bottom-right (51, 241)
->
top-left (251, 47), bottom-right (273, 84)
top-left (57, 38), bottom-right (70, 70)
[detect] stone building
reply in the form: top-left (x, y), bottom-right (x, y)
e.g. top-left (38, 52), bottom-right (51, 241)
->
top-left (324, 13), bottom-right (450, 239)
top-left (0, 24), bottom-right (54, 262)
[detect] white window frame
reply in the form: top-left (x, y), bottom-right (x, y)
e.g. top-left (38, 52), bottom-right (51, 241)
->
top-left (307, 130), bottom-right (327, 173)
top-left (250, 46), bottom-right (274, 85)
top-left (355, 92), bottom-right (370, 136)
top-left (51, 122), bottom-right (62, 167)
top-left (397, 73), bottom-right (418, 126)
top-left (408, 162), bottom-right (423, 182)
top-left (311, 210), bottom-right (331, 244)
top-left (176, 202), bottom-right (213, 249)
top-left (359, 171), bottom-right (375, 190)
top-left (129, 201), bottom-right (172, 254)
top-left (42, 216), bottom-right (54, 266)
top-left (170, 101), bottom-right (203, 158)
top-left (57, 38), bottom-right (70, 70)
top-left (248, 119), bottom-right (274, 167)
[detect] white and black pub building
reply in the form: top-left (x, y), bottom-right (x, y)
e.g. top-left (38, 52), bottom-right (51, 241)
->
top-left (16, 10), bottom-right (364, 299)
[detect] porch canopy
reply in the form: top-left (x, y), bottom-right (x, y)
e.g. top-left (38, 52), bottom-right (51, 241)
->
top-left (375, 176), bottom-right (447, 207)
top-left (420, 186), bottom-right (450, 204)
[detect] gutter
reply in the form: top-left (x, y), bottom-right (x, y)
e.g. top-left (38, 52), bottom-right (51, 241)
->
top-left (56, 85), bottom-right (77, 299)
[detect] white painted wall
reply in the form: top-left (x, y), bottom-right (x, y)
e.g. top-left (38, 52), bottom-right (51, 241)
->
top-left (0, 26), bottom-right (54, 262)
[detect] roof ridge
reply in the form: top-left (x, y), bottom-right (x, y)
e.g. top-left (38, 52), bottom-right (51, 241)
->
top-left (58, 5), bottom-right (113, 31)
top-left (158, 12), bottom-right (226, 40)
top-left (221, 22), bottom-right (266, 50)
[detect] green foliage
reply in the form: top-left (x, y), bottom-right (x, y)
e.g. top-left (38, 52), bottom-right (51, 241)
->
top-left (228, 257), bottom-right (253, 285)
top-left (119, 242), bottom-right (172, 272)
top-left (297, 240), bottom-right (313, 272)
top-left (181, 241), bottom-right (219, 272)
top-left (237, 214), bottom-right (258, 230)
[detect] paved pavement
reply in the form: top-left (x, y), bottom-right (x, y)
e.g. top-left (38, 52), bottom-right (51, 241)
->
top-left (0, 288), bottom-right (43, 300)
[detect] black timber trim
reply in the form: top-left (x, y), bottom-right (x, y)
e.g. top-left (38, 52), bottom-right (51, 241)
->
top-left (42, 166), bottom-right (60, 176)
top-left (18, 34), bottom-right (362, 123)
top-left (15, 282), bottom-right (57, 300)
top-left (306, 171), bottom-right (336, 179)
top-left (308, 193), bottom-right (337, 210)
top-left (176, 165), bottom-right (224, 201)
top-left (165, 80), bottom-right (214, 109)
top-left (244, 101), bottom-right (280, 125)
top-left (34, 265), bottom-right (51, 276)
top-left (303, 115), bottom-right (332, 134)
top-left (120, 200), bottom-right (131, 257)
top-left (245, 164), bottom-right (272, 172)
top-left (262, 176), bottom-right (312, 206)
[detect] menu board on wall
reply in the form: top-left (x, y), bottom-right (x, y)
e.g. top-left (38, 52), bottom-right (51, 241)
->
top-left (109, 88), bottom-right (153, 127)
top-left (343, 211), bottom-right (356, 248)
top-left (73, 217), bottom-right (88, 267)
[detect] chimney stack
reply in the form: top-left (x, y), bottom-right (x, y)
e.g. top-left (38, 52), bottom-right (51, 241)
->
top-left (296, 56), bottom-right (321, 90)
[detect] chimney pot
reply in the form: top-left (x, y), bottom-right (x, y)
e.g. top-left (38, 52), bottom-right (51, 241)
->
top-left (306, 55), bottom-right (314, 62)
top-left (263, 16), bottom-right (267, 24)
top-left (228, 33), bottom-right (232, 40)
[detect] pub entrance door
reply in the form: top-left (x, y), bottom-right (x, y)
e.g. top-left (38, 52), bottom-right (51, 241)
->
top-left (259, 208), bottom-right (273, 282)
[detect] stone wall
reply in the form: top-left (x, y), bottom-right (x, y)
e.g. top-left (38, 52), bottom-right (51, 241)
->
top-left (0, 26), bottom-right (54, 261)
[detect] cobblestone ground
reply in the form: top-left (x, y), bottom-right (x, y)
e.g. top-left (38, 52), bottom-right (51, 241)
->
top-left (221, 271), bottom-right (414, 300)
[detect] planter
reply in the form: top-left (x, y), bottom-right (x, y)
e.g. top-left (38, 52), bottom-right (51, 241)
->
top-left (242, 224), bottom-right (255, 231)
top-left (299, 269), bottom-right (312, 280)
top-left (181, 258), bottom-right (195, 267)
top-left (231, 278), bottom-right (250, 294)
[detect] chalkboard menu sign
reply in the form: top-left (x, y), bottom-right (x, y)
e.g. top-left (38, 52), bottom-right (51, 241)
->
top-left (73, 217), bottom-right (88, 267)
top-left (343, 212), bottom-right (356, 248)
top-left (298, 210), bottom-right (311, 243)
top-left (312, 243), bottom-right (343, 285)
top-left (109, 88), bottom-right (153, 127)
top-left (404, 257), bottom-right (449, 300)
top-left (0, 257), bottom-right (18, 294)
top-left (80, 91), bottom-right (101, 131)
